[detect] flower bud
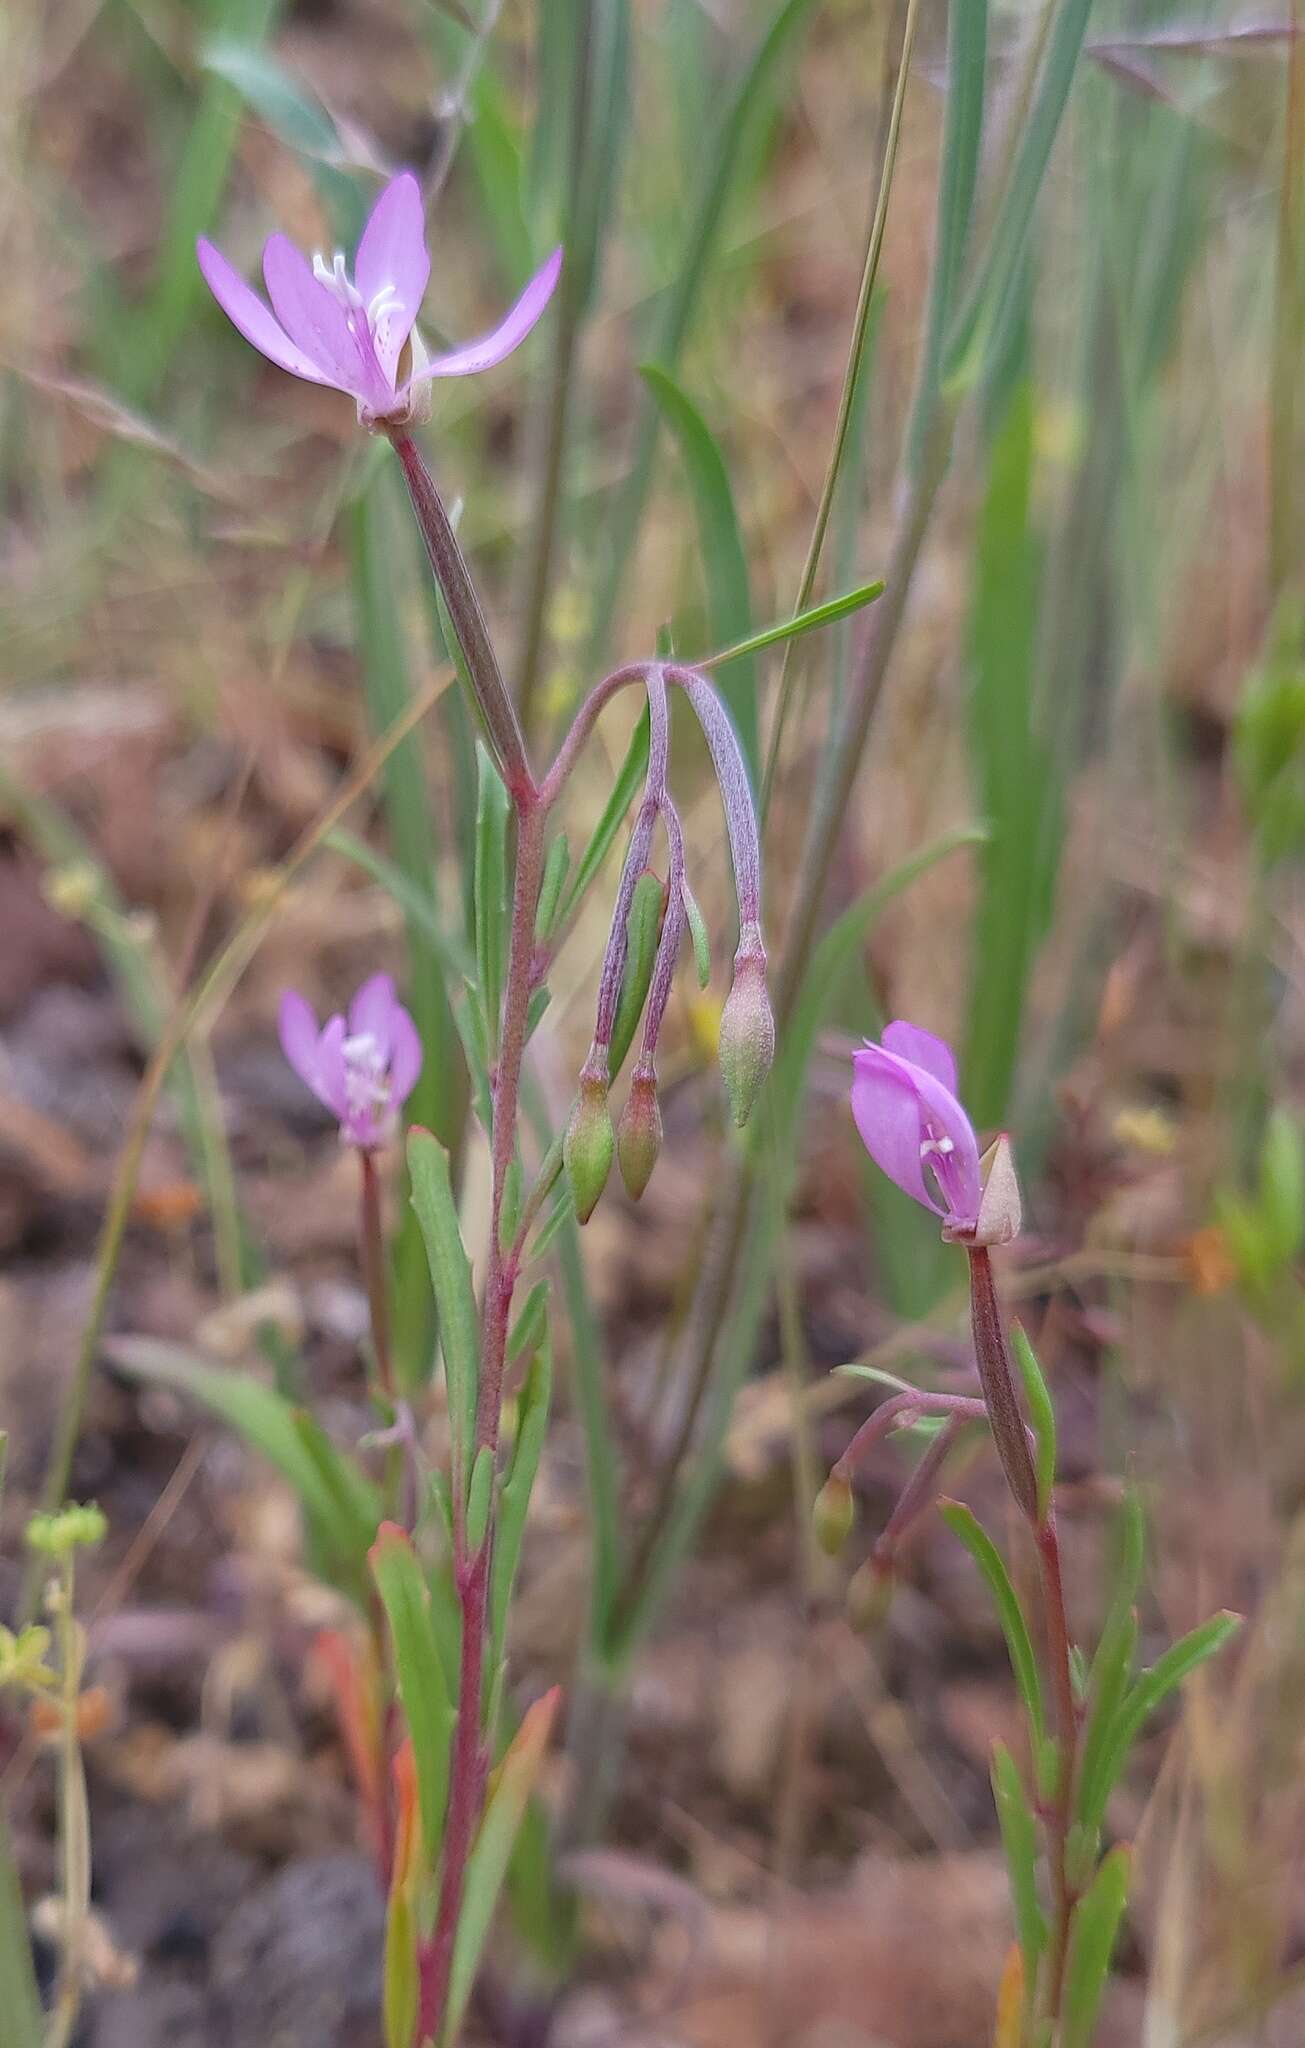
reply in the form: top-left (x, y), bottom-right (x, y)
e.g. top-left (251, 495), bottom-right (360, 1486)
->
top-left (617, 1064), bottom-right (663, 1201)
top-left (564, 1065), bottom-right (614, 1225)
top-left (847, 1557), bottom-right (895, 1634)
top-left (718, 924), bottom-right (775, 1128)
top-left (813, 1473), bottom-right (855, 1557)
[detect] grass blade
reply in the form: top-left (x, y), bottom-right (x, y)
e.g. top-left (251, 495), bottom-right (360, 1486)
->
top-left (640, 365), bottom-right (758, 778)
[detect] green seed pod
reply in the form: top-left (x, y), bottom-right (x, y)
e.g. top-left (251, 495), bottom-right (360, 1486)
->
top-left (617, 1065), bottom-right (663, 1201)
top-left (812, 1473), bottom-right (855, 1557)
top-left (847, 1558), bottom-right (895, 1634)
top-left (564, 1067), bottom-right (615, 1224)
top-left (718, 925), bottom-right (775, 1128)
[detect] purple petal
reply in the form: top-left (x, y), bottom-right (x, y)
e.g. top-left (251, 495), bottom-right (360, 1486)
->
top-left (403, 246), bottom-right (562, 390)
top-left (851, 1049), bottom-right (936, 1213)
top-left (349, 972), bottom-right (399, 1053)
top-left (198, 238), bottom-right (330, 384)
top-left (908, 1063), bottom-right (982, 1225)
top-left (354, 173), bottom-right (429, 385)
top-left (882, 1020), bottom-right (958, 1095)
top-left (262, 235), bottom-right (387, 408)
top-left (314, 1014), bottom-right (352, 1122)
top-left (278, 990), bottom-right (323, 1091)
top-left (387, 1005), bottom-right (423, 1106)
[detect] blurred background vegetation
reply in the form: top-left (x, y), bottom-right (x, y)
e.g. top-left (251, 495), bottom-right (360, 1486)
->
top-left (2, 0), bottom-right (1305, 2039)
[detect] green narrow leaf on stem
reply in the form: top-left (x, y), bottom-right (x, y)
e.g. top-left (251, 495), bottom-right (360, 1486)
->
top-left (1010, 1323), bottom-right (1056, 1525)
top-left (609, 871), bottom-right (665, 1079)
top-left (1078, 1612), bottom-right (1241, 1839)
top-left (489, 1341), bottom-right (553, 1671)
top-left (442, 1688), bottom-right (562, 2045)
top-left (939, 1501), bottom-right (1046, 1747)
top-left (555, 704), bottom-right (650, 930)
top-left (408, 1129), bottom-right (480, 1493)
top-left (473, 744), bottom-right (512, 1055)
top-left (0, 1812), bottom-right (41, 2048)
top-left (370, 1524), bottom-right (456, 1864)
top-left (534, 833), bottom-right (572, 943)
top-left (200, 39), bottom-right (362, 233)
top-left (639, 365), bottom-right (758, 779)
top-left (684, 882), bottom-right (712, 988)
top-left (990, 1741), bottom-right (1046, 1983)
top-left (1060, 1844), bottom-right (1132, 2048)
top-left (106, 1339), bottom-right (379, 1599)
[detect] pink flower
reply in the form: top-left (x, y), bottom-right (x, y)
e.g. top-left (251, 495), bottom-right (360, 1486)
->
top-left (851, 1022), bottom-right (981, 1231)
top-left (279, 974), bottom-right (422, 1150)
top-left (198, 172), bottom-right (561, 428)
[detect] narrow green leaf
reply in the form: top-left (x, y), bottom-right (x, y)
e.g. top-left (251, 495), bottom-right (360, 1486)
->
top-left (1060, 1844), bottom-right (1131, 2048)
top-left (201, 39), bottom-right (361, 230)
top-left (609, 870), bottom-right (665, 1078)
top-left (1010, 1323), bottom-right (1056, 1525)
top-left (107, 1338), bottom-right (379, 1597)
top-left (466, 1446), bottom-right (496, 1555)
top-left (534, 833), bottom-right (572, 943)
top-left (1076, 1606), bottom-right (1137, 1843)
top-left (940, 1501), bottom-right (1045, 1746)
top-left (555, 705), bottom-right (650, 932)
top-left (587, 0), bottom-right (820, 658)
top-left (371, 1524), bottom-right (455, 1863)
top-left (991, 1741), bottom-right (1046, 1978)
top-left (408, 1129), bottom-right (480, 1488)
top-left (1079, 1613), bottom-right (1241, 1837)
top-left (384, 1884), bottom-right (418, 2048)
top-left (0, 1813), bottom-right (41, 2048)
top-left (944, 0), bottom-right (1097, 388)
top-left (699, 579), bottom-right (885, 672)
top-left (508, 1281), bottom-right (550, 1363)
top-left (474, 744), bottom-right (512, 1054)
top-left (442, 1688), bottom-right (561, 2043)
top-left (907, 0), bottom-right (989, 468)
top-left (683, 880), bottom-right (712, 988)
top-left (489, 1342), bottom-right (553, 1669)
top-left (639, 364), bottom-right (758, 778)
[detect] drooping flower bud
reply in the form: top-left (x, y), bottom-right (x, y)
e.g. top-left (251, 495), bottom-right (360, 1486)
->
top-left (616, 1063), bottom-right (663, 1201)
top-left (847, 1557), bottom-right (895, 1633)
top-left (718, 923), bottom-right (775, 1128)
top-left (564, 1061), bottom-right (615, 1224)
top-left (813, 1472), bottom-right (855, 1557)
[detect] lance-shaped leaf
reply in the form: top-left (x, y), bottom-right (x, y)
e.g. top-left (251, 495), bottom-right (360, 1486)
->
top-left (474, 744), bottom-right (512, 1053)
top-left (940, 1501), bottom-right (1045, 1747)
top-left (1010, 1323), bottom-right (1056, 1526)
top-left (1077, 1612), bottom-right (1241, 1839)
top-left (408, 1129), bottom-right (480, 1491)
top-left (991, 1741), bottom-right (1046, 1985)
top-left (108, 1338), bottom-right (380, 1600)
top-left (370, 1525), bottom-right (455, 1866)
top-left (534, 832), bottom-right (572, 943)
top-left (609, 870), bottom-right (665, 1079)
top-left (442, 1686), bottom-right (561, 2043)
top-left (384, 1739), bottom-right (422, 2048)
top-left (1060, 1844), bottom-right (1132, 2048)
top-left (490, 1341), bottom-right (553, 1673)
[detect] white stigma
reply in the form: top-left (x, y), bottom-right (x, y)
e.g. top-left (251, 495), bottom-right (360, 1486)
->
top-left (342, 1031), bottom-right (391, 1119)
top-left (920, 1134), bottom-right (954, 1161)
top-left (312, 249), bottom-right (365, 311)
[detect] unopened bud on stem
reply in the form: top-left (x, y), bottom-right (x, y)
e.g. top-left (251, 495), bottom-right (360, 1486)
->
top-left (847, 1556), bottom-right (895, 1633)
top-left (617, 1063), bottom-right (663, 1201)
top-left (564, 1059), bottom-right (614, 1224)
top-left (719, 923), bottom-right (775, 1128)
top-left (813, 1472), bottom-right (855, 1556)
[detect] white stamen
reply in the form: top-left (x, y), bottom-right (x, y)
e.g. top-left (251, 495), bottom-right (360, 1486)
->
top-left (342, 1031), bottom-right (391, 1121)
top-left (311, 250), bottom-right (365, 311)
top-left (920, 1134), bottom-right (955, 1161)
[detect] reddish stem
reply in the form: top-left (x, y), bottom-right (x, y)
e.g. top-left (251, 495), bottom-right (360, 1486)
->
top-left (359, 1149), bottom-right (393, 1401)
top-left (1036, 1516), bottom-right (1079, 2022)
top-left (415, 795), bottom-right (547, 2044)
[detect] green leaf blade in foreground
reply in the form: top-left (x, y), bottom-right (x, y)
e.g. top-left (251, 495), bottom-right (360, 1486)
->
top-left (408, 1128), bottom-right (481, 1490)
top-left (1078, 1611), bottom-right (1241, 1838)
top-left (0, 1811), bottom-right (41, 2048)
top-left (489, 1342), bottom-right (553, 1670)
top-left (991, 1741), bottom-right (1046, 1981)
top-left (939, 1500), bottom-right (1046, 1747)
top-left (1060, 1844), bottom-right (1131, 2048)
top-left (370, 1523), bottom-right (455, 1864)
top-left (700, 579), bottom-right (885, 672)
top-left (640, 364), bottom-right (758, 779)
top-left (442, 1688), bottom-right (561, 2044)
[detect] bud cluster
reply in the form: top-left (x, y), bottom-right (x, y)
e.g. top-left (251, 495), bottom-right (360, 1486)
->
top-left (563, 663), bottom-right (775, 1224)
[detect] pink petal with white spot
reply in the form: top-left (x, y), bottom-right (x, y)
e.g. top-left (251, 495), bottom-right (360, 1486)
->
top-left (881, 1019), bottom-right (958, 1096)
top-left (349, 973), bottom-right (399, 1053)
top-left (263, 235), bottom-right (386, 408)
top-left (387, 1006), bottom-right (423, 1106)
top-left (278, 990), bottom-right (323, 1091)
top-left (851, 1048), bottom-right (935, 1213)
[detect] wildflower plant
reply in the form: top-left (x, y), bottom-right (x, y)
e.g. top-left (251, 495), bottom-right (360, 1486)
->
top-left (818, 1027), bottom-right (1240, 2044)
top-left (164, 171), bottom-right (783, 2048)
